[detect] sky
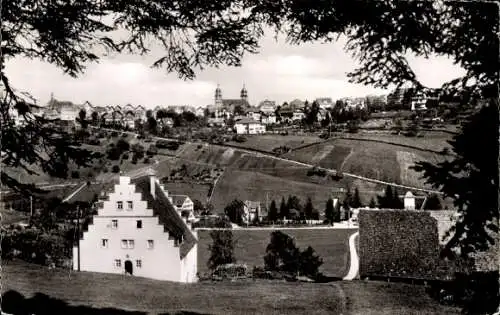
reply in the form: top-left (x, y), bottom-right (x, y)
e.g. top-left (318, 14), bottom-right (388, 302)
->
top-left (5, 31), bottom-right (466, 109)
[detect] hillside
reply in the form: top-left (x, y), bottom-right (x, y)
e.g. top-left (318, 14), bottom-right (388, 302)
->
top-left (2, 260), bottom-right (460, 315)
top-left (3, 132), bottom-right (452, 211)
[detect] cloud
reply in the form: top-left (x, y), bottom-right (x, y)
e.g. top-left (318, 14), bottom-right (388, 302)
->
top-left (4, 31), bottom-right (466, 108)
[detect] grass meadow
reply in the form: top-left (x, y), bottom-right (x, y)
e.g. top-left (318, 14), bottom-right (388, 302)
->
top-left (197, 228), bottom-right (358, 278)
top-left (2, 260), bottom-right (460, 315)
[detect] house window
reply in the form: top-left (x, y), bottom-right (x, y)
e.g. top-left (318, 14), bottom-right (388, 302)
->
top-left (121, 239), bottom-right (128, 249)
top-left (114, 259), bottom-right (121, 267)
top-left (111, 220), bottom-right (118, 229)
top-left (128, 240), bottom-right (135, 249)
top-left (101, 239), bottom-right (108, 248)
top-left (136, 260), bottom-right (142, 268)
top-left (136, 220), bottom-right (142, 229)
top-left (127, 201), bottom-right (133, 210)
top-left (117, 201), bottom-right (123, 210)
top-left (147, 240), bottom-right (154, 249)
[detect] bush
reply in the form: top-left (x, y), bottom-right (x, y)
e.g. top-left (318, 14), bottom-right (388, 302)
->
top-left (233, 135), bottom-right (247, 143)
top-left (264, 231), bottom-right (323, 280)
top-left (122, 153), bottom-right (129, 160)
top-left (131, 156), bottom-right (137, 164)
top-left (71, 171), bottom-right (80, 179)
top-left (146, 145), bottom-right (158, 156)
top-left (143, 157), bottom-right (150, 164)
top-left (1, 228), bottom-right (71, 266)
top-left (111, 165), bottom-right (120, 173)
top-left (116, 139), bottom-right (130, 152)
top-left (111, 131), bottom-right (119, 137)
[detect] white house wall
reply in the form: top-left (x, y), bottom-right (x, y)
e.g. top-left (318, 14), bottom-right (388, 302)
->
top-left (74, 176), bottom-right (196, 283)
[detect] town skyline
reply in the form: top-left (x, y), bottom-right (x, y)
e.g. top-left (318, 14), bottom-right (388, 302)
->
top-left (5, 32), bottom-right (465, 108)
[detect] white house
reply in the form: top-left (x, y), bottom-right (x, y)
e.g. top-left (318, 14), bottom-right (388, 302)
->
top-left (404, 191), bottom-right (416, 210)
top-left (60, 104), bottom-right (79, 121)
top-left (234, 118), bottom-right (265, 134)
top-left (292, 110), bottom-right (305, 122)
top-left (258, 100), bottom-right (276, 114)
top-left (315, 97), bottom-right (334, 109)
top-left (73, 170), bottom-right (198, 283)
top-left (243, 200), bottom-right (262, 224)
top-left (171, 195), bottom-right (196, 222)
top-left (261, 113), bottom-right (277, 125)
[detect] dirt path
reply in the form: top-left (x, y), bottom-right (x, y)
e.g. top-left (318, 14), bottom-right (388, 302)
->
top-left (343, 231), bottom-right (360, 281)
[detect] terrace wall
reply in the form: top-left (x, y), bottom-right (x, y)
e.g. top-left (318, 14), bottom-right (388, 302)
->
top-left (358, 209), bottom-right (456, 281)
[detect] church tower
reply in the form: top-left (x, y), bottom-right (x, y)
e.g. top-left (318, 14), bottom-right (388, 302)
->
top-left (240, 84), bottom-right (248, 103)
top-left (214, 84), bottom-right (223, 107)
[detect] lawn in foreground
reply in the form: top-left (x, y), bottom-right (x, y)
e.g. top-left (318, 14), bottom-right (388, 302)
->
top-left (2, 260), bottom-right (460, 315)
top-left (197, 228), bottom-right (357, 278)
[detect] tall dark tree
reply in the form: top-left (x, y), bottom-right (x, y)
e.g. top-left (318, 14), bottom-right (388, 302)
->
top-left (350, 187), bottom-right (363, 208)
top-left (76, 109), bottom-right (88, 129)
top-left (268, 200), bottom-right (278, 222)
top-left (424, 194), bottom-right (443, 211)
top-left (325, 198), bottom-right (335, 225)
top-left (413, 103), bottom-right (498, 258)
top-left (368, 197), bottom-right (377, 209)
top-left (224, 199), bottom-right (244, 225)
top-left (304, 197), bottom-right (314, 220)
top-left (207, 230), bottom-right (236, 271)
top-left (279, 196), bottom-right (288, 220)
top-left (91, 111), bottom-right (99, 126)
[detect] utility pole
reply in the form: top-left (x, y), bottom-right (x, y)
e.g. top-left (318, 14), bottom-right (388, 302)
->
top-left (30, 195), bottom-right (33, 223)
top-left (76, 205), bottom-right (81, 271)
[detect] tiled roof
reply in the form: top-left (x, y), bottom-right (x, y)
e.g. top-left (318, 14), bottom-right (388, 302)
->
top-left (171, 195), bottom-right (188, 207)
top-left (235, 118), bottom-right (261, 125)
top-left (244, 200), bottom-right (260, 208)
top-left (222, 99), bottom-right (249, 107)
top-left (131, 176), bottom-right (197, 259)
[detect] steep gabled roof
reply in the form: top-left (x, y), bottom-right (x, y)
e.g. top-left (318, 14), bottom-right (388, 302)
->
top-left (171, 195), bottom-right (188, 207)
top-left (131, 176), bottom-right (197, 259)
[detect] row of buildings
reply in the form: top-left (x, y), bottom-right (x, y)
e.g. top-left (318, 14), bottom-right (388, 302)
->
top-left (7, 85), bottom-right (434, 131)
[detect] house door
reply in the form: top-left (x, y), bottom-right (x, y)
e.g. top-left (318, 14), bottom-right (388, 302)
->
top-left (124, 260), bottom-right (133, 275)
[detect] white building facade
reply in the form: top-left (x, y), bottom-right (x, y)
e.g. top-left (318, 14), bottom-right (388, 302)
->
top-left (234, 118), bottom-right (266, 134)
top-left (73, 173), bottom-right (198, 283)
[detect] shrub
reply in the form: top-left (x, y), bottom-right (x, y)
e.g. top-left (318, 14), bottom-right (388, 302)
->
top-left (122, 153), bottom-right (129, 160)
top-left (233, 135), bottom-right (247, 143)
top-left (111, 131), bottom-right (118, 137)
top-left (207, 230), bottom-right (236, 271)
top-left (146, 145), bottom-right (158, 156)
top-left (264, 231), bottom-right (323, 280)
top-left (111, 165), bottom-right (120, 173)
top-left (143, 157), bottom-right (150, 164)
top-left (131, 156), bottom-right (137, 164)
top-left (116, 139), bottom-right (130, 152)
top-left (71, 171), bottom-right (80, 179)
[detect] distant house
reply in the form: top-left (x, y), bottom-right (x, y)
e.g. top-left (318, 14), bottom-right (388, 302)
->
top-left (261, 113), bottom-right (277, 125)
top-left (243, 200), bottom-right (262, 224)
top-left (258, 100), bottom-right (276, 114)
top-left (289, 99), bottom-right (306, 110)
top-left (170, 195), bottom-right (196, 222)
top-left (315, 97), bottom-right (334, 109)
top-left (73, 170), bottom-right (198, 283)
top-left (245, 107), bottom-right (261, 121)
top-left (410, 92), bottom-right (428, 111)
top-left (234, 118), bottom-right (265, 134)
top-left (292, 110), bottom-right (305, 122)
top-left (404, 191), bottom-right (416, 210)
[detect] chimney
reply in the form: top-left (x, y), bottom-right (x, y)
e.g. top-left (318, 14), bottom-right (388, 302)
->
top-left (145, 168), bottom-right (157, 199)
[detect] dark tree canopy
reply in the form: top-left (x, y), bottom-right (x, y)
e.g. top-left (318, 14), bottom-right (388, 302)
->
top-left (413, 103), bottom-right (499, 258)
